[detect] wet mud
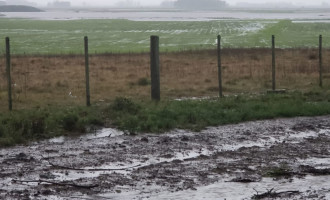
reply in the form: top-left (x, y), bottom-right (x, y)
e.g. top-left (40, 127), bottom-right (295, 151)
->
top-left (0, 116), bottom-right (330, 199)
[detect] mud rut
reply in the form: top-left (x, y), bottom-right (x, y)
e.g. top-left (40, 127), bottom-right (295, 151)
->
top-left (1, 116), bottom-right (330, 199)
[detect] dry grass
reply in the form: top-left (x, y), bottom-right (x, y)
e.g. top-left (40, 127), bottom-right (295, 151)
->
top-left (0, 48), bottom-right (329, 110)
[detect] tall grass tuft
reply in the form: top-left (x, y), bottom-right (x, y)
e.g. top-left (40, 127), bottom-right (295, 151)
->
top-left (0, 106), bottom-right (103, 147)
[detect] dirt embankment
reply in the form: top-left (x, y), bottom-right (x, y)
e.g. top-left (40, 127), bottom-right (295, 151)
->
top-left (0, 115), bottom-right (330, 199)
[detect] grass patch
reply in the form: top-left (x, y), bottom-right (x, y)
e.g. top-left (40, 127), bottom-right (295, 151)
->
top-left (105, 91), bottom-right (330, 134)
top-left (0, 105), bottom-right (103, 147)
top-left (1, 91), bottom-right (330, 147)
top-left (264, 165), bottom-right (293, 178)
top-left (0, 19), bottom-right (329, 54)
top-left (137, 77), bottom-right (151, 86)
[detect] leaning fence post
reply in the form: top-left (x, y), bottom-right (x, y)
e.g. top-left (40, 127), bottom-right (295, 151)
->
top-left (6, 37), bottom-right (12, 111)
top-left (150, 36), bottom-right (160, 101)
top-left (319, 35), bottom-right (323, 88)
top-left (84, 36), bottom-right (91, 106)
top-left (217, 35), bottom-right (223, 98)
top-left (272, 35), bottom-right (276, 91)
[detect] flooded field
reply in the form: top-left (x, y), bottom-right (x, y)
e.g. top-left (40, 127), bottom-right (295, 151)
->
top-left (0, 115), bottom-right (329, 199)
top-left (1, 9), bottom-right (330, 21)
top-left (1, 9), bottom-right (330, 54)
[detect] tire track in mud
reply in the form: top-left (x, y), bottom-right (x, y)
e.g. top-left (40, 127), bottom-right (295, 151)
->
top-left (0, 115), bottom-right (330, 199)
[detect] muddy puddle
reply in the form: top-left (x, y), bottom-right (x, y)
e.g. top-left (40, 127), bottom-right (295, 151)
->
top-left (0, 115), bottom-right (329, 199)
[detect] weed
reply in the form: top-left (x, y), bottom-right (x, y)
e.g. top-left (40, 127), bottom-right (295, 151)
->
top-left (264, 166), bottom-right (293, 178)
top-left (110, 97), bottom-right (140, 114)
top-left (206, 86), bottom-right (219, 92)
top-left (308, 54), bottom-right (317, 60)
top-left (1, 91), bottom-right (330, 147)
top-left (137, 77), bottom-right (150, 86)
top-left (104, 91), bottom-right (330, 133)
top-left (62, 113), bottom-right (79, 132)
top-left (55, 80), bottom-right (69, 88)
top-left (0, 105), bottom-right (104, 147)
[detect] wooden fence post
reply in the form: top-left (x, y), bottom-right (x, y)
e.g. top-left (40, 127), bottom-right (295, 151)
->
top-left (272, 35), bottom-right (276, 91)
top-left (217, 35), bottom-right (223, 97)
top-left (84, 36), bottom-right (91, 106)
top-left (150, 36), bottom-right (160, 101)
top-left (319, 35), bottom-right (323, 88)
top-left (6, 37), bottom-right (12, 111)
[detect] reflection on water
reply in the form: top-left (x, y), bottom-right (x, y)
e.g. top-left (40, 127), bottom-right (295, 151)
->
top-left (1, 10), bottom-right (330, 21)
top-left (80, 128), bottom-right (124, 140)
top-left (99, 175), bottom-right (330, 200)
top-left (48, 128), bottom-right (124, 143)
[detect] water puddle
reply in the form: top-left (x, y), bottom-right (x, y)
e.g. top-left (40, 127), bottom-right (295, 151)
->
top-left (46, 127), bottom-right (329, 182)
top-left (52, 170), bottom-right (102, 182)
top-left (49, 148), bottom-right (213, 181)
top-left (48, 128), bottom-right (124, 143)
top-left (3, 10), bottom-right (330, 21)
top-left (1, 116), bottom-right (330, 199)
top-left (292, 20), bottom-right (330, 23)
top-left (48, 136), bottom-right (66, 143)
top-left (80, 128), bottom-right (124, 140)
top-left (97, 175), bottom-right (330, 200)
top-left (297, 157), bottom-right (330, 169)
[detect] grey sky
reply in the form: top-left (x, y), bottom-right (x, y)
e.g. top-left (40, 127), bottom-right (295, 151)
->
top-left (27, 0), bottom-right (329, 7)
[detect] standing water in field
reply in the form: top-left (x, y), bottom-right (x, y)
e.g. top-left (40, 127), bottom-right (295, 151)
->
top-left (2, 10), bottom-right (330, 21)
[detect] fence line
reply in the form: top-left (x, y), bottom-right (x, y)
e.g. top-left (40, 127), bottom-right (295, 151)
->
top-left (5, 37), bottom-right (12, 111)
top-left (217, 35), bottom-right (223, 98)
top-left (150, 36), bottom-right (160, 101)
top-left (319, 35), bottom-right (323, 88)
top-left (272, 35), bottom-right (276, 91)
top-left (2, 35), bottom-right (328, 110)
top-left (84, 36), bottom-right (91, 106)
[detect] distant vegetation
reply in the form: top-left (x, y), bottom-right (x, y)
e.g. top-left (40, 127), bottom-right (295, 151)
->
top-left (0, 5), bottom-right (43, 12)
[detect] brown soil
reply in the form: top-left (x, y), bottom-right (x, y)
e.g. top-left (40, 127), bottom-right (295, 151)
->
top-left (0, 48), bottom-right (329, 110)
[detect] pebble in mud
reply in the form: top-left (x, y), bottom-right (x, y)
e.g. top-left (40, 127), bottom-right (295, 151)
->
top-left (158, 136), bottom-right (172, 144)
top-left (141, 137), bottom-right (149, 143)
top-left (181, 136), bottom-right (189, 142)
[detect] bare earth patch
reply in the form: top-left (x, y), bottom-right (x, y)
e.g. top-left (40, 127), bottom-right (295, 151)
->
top-left (0, 115), bottom-right (329, 199)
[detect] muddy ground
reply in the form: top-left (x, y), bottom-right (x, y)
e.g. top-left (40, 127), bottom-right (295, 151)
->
top-left (1, 115), bottom-right (330, 200)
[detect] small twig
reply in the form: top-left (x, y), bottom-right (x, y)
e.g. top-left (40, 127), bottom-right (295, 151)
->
top-left (253, 188), bottom-right (259, 195)
top-left (252, 187), bottom-right (300, 199)
top-left (12, 179), bottom-right (98, 189)
top-left (267, 188), bottom-right (274, 194)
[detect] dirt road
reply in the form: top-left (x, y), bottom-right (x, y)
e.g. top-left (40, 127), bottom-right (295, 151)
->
top-left (1, 116), bottom-right (330, 199)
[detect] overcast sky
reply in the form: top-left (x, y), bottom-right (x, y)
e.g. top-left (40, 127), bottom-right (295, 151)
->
top-left (27, 0), bottom-right (328, 7)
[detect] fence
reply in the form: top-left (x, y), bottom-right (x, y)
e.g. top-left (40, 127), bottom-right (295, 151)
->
top-left (1, 35), bottom-right (329, 111)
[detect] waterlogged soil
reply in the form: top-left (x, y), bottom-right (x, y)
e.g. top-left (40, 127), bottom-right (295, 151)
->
top-left (1, 116), bottom-right (330, 199)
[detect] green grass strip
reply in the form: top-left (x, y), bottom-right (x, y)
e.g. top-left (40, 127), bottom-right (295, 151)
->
top-left (1, 91), bottom-right (330, 147)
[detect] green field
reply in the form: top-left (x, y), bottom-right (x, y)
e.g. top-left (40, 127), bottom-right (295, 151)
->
top-left (0, 19), bottom-right (329, 54)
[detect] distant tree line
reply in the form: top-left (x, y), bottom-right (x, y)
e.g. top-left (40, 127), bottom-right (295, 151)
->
top-left (0, 5), bottom-right (43, 12)
top-left (173, 0), bottom-right (227, 10)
